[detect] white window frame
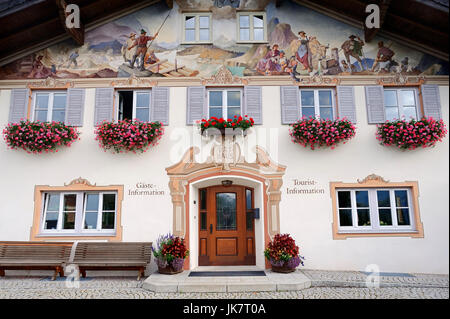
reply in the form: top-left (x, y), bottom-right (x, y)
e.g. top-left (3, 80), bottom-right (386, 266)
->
top-left (32, 90), bottom-right (68, 122)
top-left (336, 188), bottom-right (416, 234)
top-left (299, 88), bottom-right (336, 120)
top-left (207, 88), bottom-right (243, 119)
top-left (115, 89), bottom-right (151, 122)
top-left (383, 88), bottom-right (421, 121)
top-left (236, 12), bottom-right (267, 43)
top-left (182, 13), bottom-right (212, 44)
top-left (40, 191), bottom-right (117, 236)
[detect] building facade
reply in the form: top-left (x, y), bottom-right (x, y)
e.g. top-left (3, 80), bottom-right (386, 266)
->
top-left (0, 0), bottom-right (448, 274)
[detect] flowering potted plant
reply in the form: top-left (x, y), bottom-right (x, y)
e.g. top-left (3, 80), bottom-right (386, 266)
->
top-left (199, 115), bottom-right (254, 136)
top-left (152, 233), bottom-right (189, 275)
top-left (376, 117), bottom-right (447, 150)
top-left (3, 120), bottom-right (80, 154)
top-left (264, 234), bottom-right (305, 273)
top-left (289, 117), bottom-right (356, 150)
top-left (95, 119), bottom-right (164, 153)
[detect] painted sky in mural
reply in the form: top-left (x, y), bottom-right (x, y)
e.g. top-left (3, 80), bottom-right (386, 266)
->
top-left (0, 0), bottom-right (447, 80)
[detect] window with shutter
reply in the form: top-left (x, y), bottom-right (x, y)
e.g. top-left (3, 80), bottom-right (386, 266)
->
top-left (65, 88), bottom-right (85, 126)
top-left (383, 88), bottom-right (420, 121)
top-left (94, 88), bottom-right (114, 125)
top-left (31, 91), bottom-right (67, 123)
top-left (207, 88), bottom-right (243, 119)
top-left (8, 88), bottom-right (28, 124)
top-left (421, 84), bottom-right (442, 119)
top-left (243, 86), bottom-right (262, 125)
top-left (151, 87), bottom-right (170, 125)
top-left (280, 86), bottom-right (300, 124)
top-left (337, 86), bottom-right (357, 123)
top-left (187, 86), bottom-right (206, 125)
top-left (365, 86), bottom-right (386, 124)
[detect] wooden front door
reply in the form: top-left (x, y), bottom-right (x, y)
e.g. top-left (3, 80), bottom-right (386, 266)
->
top-left (198, 185), bottom-right (256, 266)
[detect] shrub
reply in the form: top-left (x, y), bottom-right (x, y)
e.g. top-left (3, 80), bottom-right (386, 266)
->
top-left (95, 119), bottom-right (164, 153)
top-left (289, 117), bottom-right (356, 150)
top-left (376, 117), bottom-right (447, 150)
top-left (264, 234), bottom-right (305, 268)
top-left (3, 120), bottom-right (79, 154)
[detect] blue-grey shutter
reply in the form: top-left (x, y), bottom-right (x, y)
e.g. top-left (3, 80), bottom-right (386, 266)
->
top-left (65, 88), bottom-right (85, 126)
top-left (243, 86), bottom-right (262, 125)
top-left (365, 86), bottom-right (385, 124)
top-left (337, 86), bottom-right (357, 123)
top-left (280, 86), bottom-right (300, 124)
top-left (421, 84), bottom-right (442, 119)
top-left (94, 88), bottom-right (114, 125)
top-left (8, 89), bottom-right (28, 123)
top-left (151, 87), bottom-right (170, 125)
top-left (187, 86), bottom-right (206, 125)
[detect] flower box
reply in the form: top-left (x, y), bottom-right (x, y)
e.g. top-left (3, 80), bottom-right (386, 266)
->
top-left (152, 233), bottom-right (189, 275)
top-left (376, 117), bottom-right (447, 150)
top-left (95, 119), bottom-right (164, 153)
top-left (2, 120), bottom-right (80, 154)
top-left (199, 116), bottom-right (254, 136)
top-left (289, 117), bottom-right (356, 150)
top-left (264, 234), bottom-right (305, 273)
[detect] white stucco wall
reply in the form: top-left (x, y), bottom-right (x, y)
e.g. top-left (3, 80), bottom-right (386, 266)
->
top-left (0, 85), bottom-right (448, 274)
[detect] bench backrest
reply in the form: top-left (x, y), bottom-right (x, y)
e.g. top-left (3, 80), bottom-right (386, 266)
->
top-left (0, 242), bottom-right (72, 262)
top-left (73, 242), bottom-right (152, 264)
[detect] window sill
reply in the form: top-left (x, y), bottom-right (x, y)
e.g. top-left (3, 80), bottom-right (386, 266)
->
top-left (37, 232), bottom-right (116, 237)
top-left (334, 230), bottom-right (422, 240)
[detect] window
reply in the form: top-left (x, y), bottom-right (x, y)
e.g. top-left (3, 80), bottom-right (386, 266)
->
top-left (383, 88), bottom-right (419, 121)
top-left (300, 89), bottom-right (335, 120)
top-left (237, 12), bottom-right (267, 43)
top-left (116, 90), bottom-right (151, 122)
top-left (182, 13), bottom-right (212, 43)
top-left (208, 89), bottom-right (242, 119)
top-left (32, 91), bottom-right (67, 122)
top-left (41, 191), bottom-right (117, 234)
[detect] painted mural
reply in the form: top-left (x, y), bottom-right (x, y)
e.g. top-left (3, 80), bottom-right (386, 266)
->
top-left (0, 0), bottom-right (448, 80)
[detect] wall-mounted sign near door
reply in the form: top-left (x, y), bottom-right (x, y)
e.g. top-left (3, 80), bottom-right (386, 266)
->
top-left (128, 182), bottom-right (165, 196)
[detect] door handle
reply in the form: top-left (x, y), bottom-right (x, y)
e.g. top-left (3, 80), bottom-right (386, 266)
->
top-left (210, 224), bottom-right (213, 234)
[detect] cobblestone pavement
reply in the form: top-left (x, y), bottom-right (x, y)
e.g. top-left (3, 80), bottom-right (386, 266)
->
top-left (0, 271), bottom-right (448, 299)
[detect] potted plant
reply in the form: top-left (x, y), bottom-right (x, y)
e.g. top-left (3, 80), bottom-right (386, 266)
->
top-left (199, 115), bottom-right (254, 137)
top-left (3, 120), bottom-right (80, 154)
top-left (152, 233), bottom-right (189, 275)
top-left (264, 233), bottom-right (305, 273)
top-left (376, 117), bottom-right (447, 150)
top-left (289, 117), bottom-right (356, 150)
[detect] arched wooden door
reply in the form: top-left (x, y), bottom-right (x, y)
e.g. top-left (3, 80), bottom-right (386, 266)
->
top-left (198, 185), bottom-right (256, 266)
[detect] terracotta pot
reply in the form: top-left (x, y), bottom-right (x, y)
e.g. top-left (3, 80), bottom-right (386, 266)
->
top-left (271, 264), bottom-right (296, 273)
top-left (158, 265), bottom-right (183, 275)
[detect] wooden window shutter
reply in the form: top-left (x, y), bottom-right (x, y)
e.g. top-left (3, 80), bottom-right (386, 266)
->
top-left (94, 88), bottom-right (114, 125)
top-left (365, 86), bottom-right (385, 124)
top-left (8, 89), bottom-right (28, 123)
top-left (421, 85), bottom-right (442, 120)
top-left (243, 86), bottom-right (262, 125)
top-left (151, 87), bottom-right (170, 125)
top-left (280, 86), bottom-right (300, 124)
top-left (337, 86), bottom-right (357, 123)
top-left (187, 86), bottom-right (206, 125)
top-left (65, 88), bottom-right (85, 126)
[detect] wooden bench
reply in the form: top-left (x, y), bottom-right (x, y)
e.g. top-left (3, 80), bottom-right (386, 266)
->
top-left (71, 242), bottom-right (152, 280)
top-left (0, 242), bottom-right (72, 280)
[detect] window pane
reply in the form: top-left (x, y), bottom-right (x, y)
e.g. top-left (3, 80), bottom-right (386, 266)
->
top-left (86, 194), bottom-right (99, 211)
top-left (102, 212), bottom-right (115, 229)
top-left (185, 29), bottom-right (195, 42)
top-left (185, 16), bottom-right (195, 29)
top-left (253, 15), bottom-right (263, 28)
top-left (379, 209), bottom-right (393, 226)
top-left (216, 193), bottom-right (237, 230)
top-left (385, 106), bottom-right (399, 121)
top-left (319, 91), bottom-right (332, 106)
top-left (319, 107), bottom-right (333, 120)
top-left (84, 212), bottom-right (98, 230)
top-left (339, 209), bottom-right (353, 226)
top-left (384, 90), bottom-right (397, 106)
top-left (136, 108), bottom-right (149, 122)
top-left (36, 94), bottom-right (49, 109)
top-left (401, 90), bottom-right (415, 106)
top-left (357, 209), bottom-right (371, 226)
top-left (44, 212), bottom-right (58, 230)
top-left (47, 194), bottom-right (60, 211)
top-left (240, 15), bottom-right (249, 28)
top-left (199, 29), bottom-right (209, 41)
top-left (63, 212), bottom-right (75, 229)
top-left (394, 190), bottom-right (408, 207)
top-left (246, 189), bottom-right (252, 210)
top-left (403, 107), bottom-right (417, 120)
top-left (103, 194), bottom-right (116, 211)
top-left (377, 191), bottom-right (391, 207)
top-left (200, 189), bottom-right (207, 210)
top-left (301, 91), bottom-right (314, 106)
top-left (136, 93), bottom-right (150, 108)
top-left (227, 91), bottom-right (241, 106)
top-left (35, 110), bottom-right (48, 122)
top-left (338, 191), bottom-right (351, 208)
top-left (209, 107), bottom-right (222, 118)
top-left (53, 94), bottom-right (67, 109)
top-left (51, 110), bottom-right (65, 122)
top-left (240, 28), bottom-right (250, 41)
top-left (64, 195), bottom-right (77, 211)
top-left (254, 28), bottom-right (264, 41)
top-left (396, 208), bottom-right (411, 226)
top-left (199, 16), bottom-right (209, 28)
top-left (209, 91), bottom-right (223, 106)
top-left (200, 212), bottom-right (207, 230)
top-left (355, 191), bottom-right (369, 207)
top-left (227, 107), bottom-right (241, 119)
top-left (246, 211), bottom-right (254, 231)
top-left (302, 107), bottom-right (315, 119)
